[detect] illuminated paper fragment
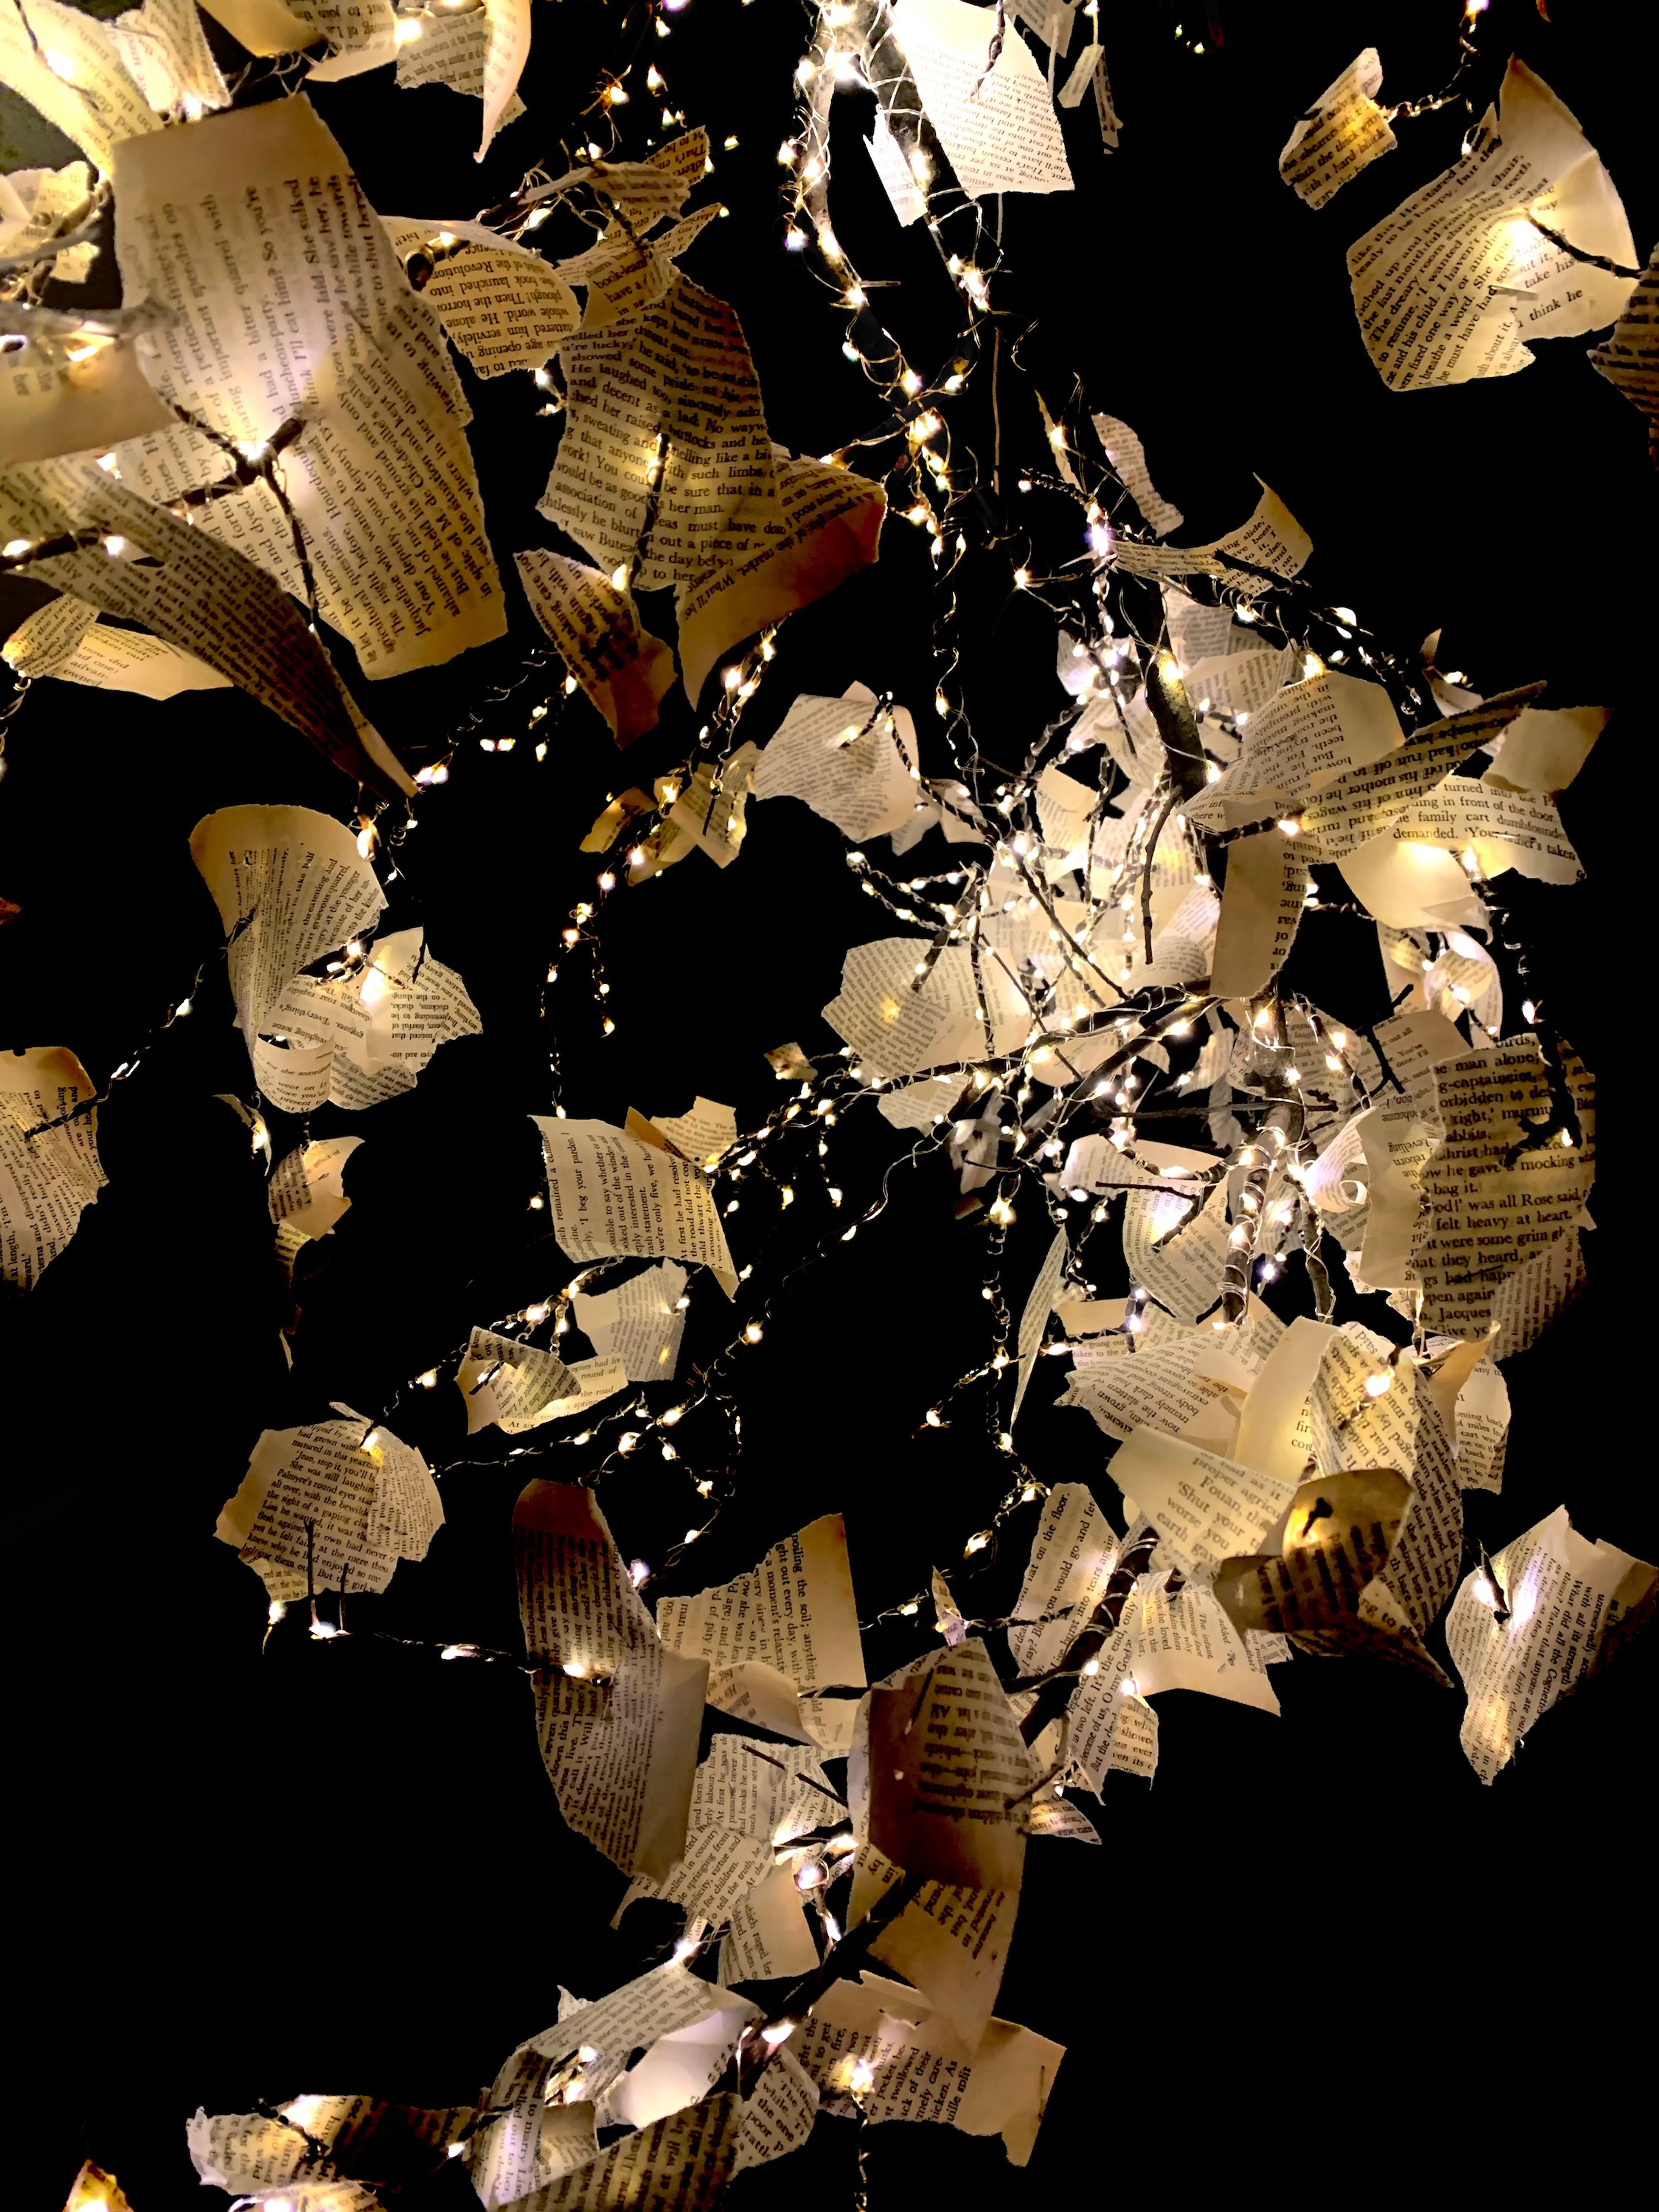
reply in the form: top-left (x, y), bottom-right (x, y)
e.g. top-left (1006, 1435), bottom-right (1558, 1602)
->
top-left (0, 335), bottom-right (172, 469)
top-left (1129, 1571), bottom-right (1281, 1713)
top-left (61, 2161), bottom-right (131, 2212)
top-left (572, 1259), bottom-right (686, 1383)
top-left (1092, 412), bottom-right (1182, 533)
top-left (191, 805), bottom-right (385, 1073)
top-left (514, 1479), bottom-right (709, 1879)
top-left (194, 0), bottom-right (318, 52)
top-left (646, 1095), bottom-right (737, 1166)
top-left (847, 1837), bottom-right (1017, 2050)
top-left (0, 160), bottom-right (98, 283)
top-left (690, 1732), bottom-right (840, 1842)
top-left (532, 1116), bottom-right (737, 1295)
top-left (188, 2098), bottom-right (470, 2202)
top-left (268, 1135), bottom-right (361, 1263)
top-left (664, 741), bottom-right (759, 869)
top-left (393, 6), bottom-right (524, 140)
top-left (1447, 1509), bottom-right (1656, 1782)
top-left (1109, 1426), bottom-right (1299, 1584)
top-left (865, 1637), bottom-right (1029, 1891)
top-left (1062, 1337), bottom-right (1250, 1452)
top-left (3, 601), bottom-right (228, 696)
top-left (0, 1045), bottom-right (106, 1290)
top-left (1301, 685), bottom-right (1544, 858)
top-left (676, 453), bottom-right (884, 703)
top-left (658, 1513), bottom-right (865, 1730)
top-left (516, 550), bottom-right (676, 746)
top-left (1011, 1226), bottom-right (1067, 1421)
top-left (458, 1326), bottom-right (579, 1435)
top-left (1487, 1220), bottom-right (1586, 1359)
top-left (866, 107), bottom-right (928, 225)
top-left (798, 1970), bottom-right (1062, 2166)
top-left (1378, 776), bottom-right (1582, 884)
top-left (519, 2094), bottom-right (742, 2209)
top-left (1112, 483), bottom-right (1310, 595)
top-left (562, 202), bottom-right (721, 331)
top-left (1414, 1038), bottom-right (1595, 1337)
top-left (1214, 1465), bottom-right (1425, 1664)
top-left (1588, 243), bottom-right (1659, 457)
top-left (0, 0), bottom-right (163, 168)
top-left (539, 276), bottom-right (777, 591)
top-left (216, 1408), bottom-right (440, 1599)
top-left (733, 2046), bottom-right (819, 2170)
top-left (0, 460), bottom-right (410, 792)
top-left (754, 681), bottom-right (920, 842)
top-left (1186, 667), bottom-right (1402, 830)
top-left (1210, 828), bottom-right (1305, 998)
top-left (112, 98), bottom-right (505, 679)
top-left (517, 1354), bottom-right (629, 1426)
top-left (890, 0), bottom-right (1072, 200)
top-left (467, 2098), bottom-right (599, 2210)
top-left (254, 928), bottom-right (480, 1114)
top-left (520, 130), bottom-right (709, 227)
top-left (1348, 59), bottom-right (1637, 391)
top-left (1122, 1177), bottom-right (1232, 1327)
top-left (1484, 702), bottom-right (1607, 794)
top-left (1009, 1481), bottom-right (1119, 1674)
top-left (108, 0), bottom-right (228, 114)
top-left (384, 217), bottom-right (578, 376)
top-left (1279, 48), bottom-right (1395, 209)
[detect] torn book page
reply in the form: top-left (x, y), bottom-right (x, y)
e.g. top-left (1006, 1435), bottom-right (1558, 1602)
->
top-left (1128, 1571), bottom-right (1280, 1714)
top-left (866, 106), bottom-right (928, 226)
top-left (753, 681), bottom-right (920, 843)
top-left (384, 218), bottom-right (578, 377)
top-left (1108, 1426), bottom-right (1300, 1584)
top-left (647, 1096), bottom-right (738, 1167)
top-left (532, 1116), bottom-right (737, 1296)
top-left (190, 805), bottom-right (385, 1068)
top-left (1446, 1506), bottom-right (1655, 1782)
top-left (0, 333), bottom-right (173, 470)
top-left (1121, 1177), bottom-right (1232, 1327)
top-left (1414, 1037), bottom-right (1595, 1338)
top-left (1012, 1226), bottom-right (1068, 1422)
top-left (798, 1970), bottom-right (1062, 2166)
top-left (1484, 702), bottom-right (1607, 795)
top-left (107, 0), bottom-right (229, 116)
top-left (1588, 242), bottom-right (1659, 458)
top-left (658, 1513), bottom-right (865, 1725)
top-left (733, 2045), bottom-right (818, 2171)
top-left (538, 276), bottom-right (776, 592)
top-left (111, 96), bottom-right (505, 678)
top-left (571, 1260), bottom-right (687, 1383)
top-left (676, 452), bottom-right (885, 704)
top-left (3, 608), bottom-right (229, 698)
top-left (216, 1409), bottom-right (440, 1600)
top-left (1092, 413), bottom-right (1182, 534)
top-left (1209, 827), bottom-right (1305, 998)
top-left (0, 159), bottom-right (99, 285)
top-left (0, 1045), bottom-right (106, 1290)
top-left (889, 0), bottom-right (1072, 199)
top-left (0, 457), bottom-right (411, 793)
top-left (458, 1327), bottom-right (579, 1436)
top-left (394, 7), bottom-right (527, 138)
top-left (254, 928), bottom-right (480, 1114)
top-left (1112, 483), bottom-right (1311, 595)
top-left (268, 1135), bottom-right (361, 1267)
top-left (1009, 1482), bottom-right (1120, 1675)
top-left (864, 1637), bottom-right (1029, 1891)
top-left (1279, 49), bottom-right (1395, 209)
top-left (1300, 686), bottom-right (1544, 858)
top-left (512, 2094), bottom-right (741, 2210)
top-left (0, 0), bottom-right (163, 169)
top-left (516, 550), bottom-right (676, 747)
top-left (848, 1840), bottom-right (1016, 2052)
top-left (514, 1478), bottom-right (708, 1879)
top-left (1347, 58), bottom-right (1637, 391)
top-left (1186, 667), bottom-right (1402, 833)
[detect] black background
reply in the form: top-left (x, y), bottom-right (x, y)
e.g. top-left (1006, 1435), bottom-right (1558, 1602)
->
top-left (3, 1), bottom-right (1654, 2203)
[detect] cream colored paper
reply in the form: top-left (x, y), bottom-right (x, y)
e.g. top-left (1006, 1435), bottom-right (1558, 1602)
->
top-left (1348, 59), bottom-right (1637, 391)
top-left (4, 609), bottom-right (228, 697)
top-left (1109, 1427), bottom-right (1299, 1583)
top-left (754, 681), bottom-right (920, 842)
top-left (1092, 412), bottom-right (1182, 533)
top-left (111, 98), bottom-right (504, 678)
top-left (0, 1045), bottom-right (106, 1290)
top-left (1121, 1178), bottom-right (1231, 1327)
top-left (648, 1096), bottom-right (738, 1166)
top-left (533, 1116), bottom-right (737, 1296)
top-left (1279, 48), bottom-right (1395, 208)
top-left (676, 452), bottom-right (885, 704)
top-left (572, 1260), bottom-right (687, 1383)
top-left (515, 1479), bottom-right (709, 1880)
top-left (1589, 243), bottom-right (1659, 451)
top-left (0, 0), bottom-right (162, 169)
top-left (890, 0), bottom-right (1073, 200)
top-left (216, 1409), bottom-right (440, 1599)
top-left (1210, 827), bottom-right (1305, 997)
top-left (458, 1327), bottom-right (579, 1435)
top-left (1446, 1507), bottom-right (1655, 1782)
top-left (383, 217), bottom-right (578, 376)
top-left (865, 1637), bottom-right (1030, 1891)
top-left (515, 550), bottom-right (677, 747)
top-left (657, 1513), bottom-right (866, 1707)
top-left (254, 928), bottom-right (480, 1114)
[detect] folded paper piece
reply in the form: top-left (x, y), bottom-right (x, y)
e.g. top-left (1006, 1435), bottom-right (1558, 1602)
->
top-left (1112, 483), bottom-right (1310, 594)
top-left (111, 97), bottom-right (505, 679)
top-left (458, 1327), bottom-right (580, 1435)
top-left (515, 1479), bottom-right (709, 1879)
top-left (253, 928), bottom-right (480, 1115)
top-left (0, 460), bottom-right (412, 793)
top-left (1280, 49), bottom-right (1396, 209)
top-left (890, 0), bottom-right (1073, 200)
top-left (191, 806), bottom-right (387, 1087)
top-left (516, 550), bottom-right (677, 746)
top-left (385, 217), bottom-right (578, 376)
top-left (1446, 1507), bottom-right (1656, 1780)
top-left (754, 681), bottom-right (921, 842)
top-left (0, 0), bottom-right (163, 168)
top-left (0, 1045), bottom-right (107, 1290)
top-left (216, 1407), bottom-right (441, 1600)
top-left (269, 1135), bottom-right (361, 1269)
top-left (188, 2098), bottom-right (472, 2203)
top-left (646, 1095), bottom-right (739, 1166)
top-left (797, 1970), bottom-right (1063, 2166)
top-left (572, 1259), bottom-right (687, 1382)
top-left (864, 1637), bottom-right (1030, 1891)
top-left (1348, 59), bottom-right (1637, 391)
top-left (3, 598), bottom-right (229, 696)
top-left (533, 1116), bottom-right (738, 1296)
top-left (658, 1513), bottom-right (866, 1742)
top-left (1092, 413), bottom-right (1182, 534)
top-left (1588, 243), bottom-right (1659, 457)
